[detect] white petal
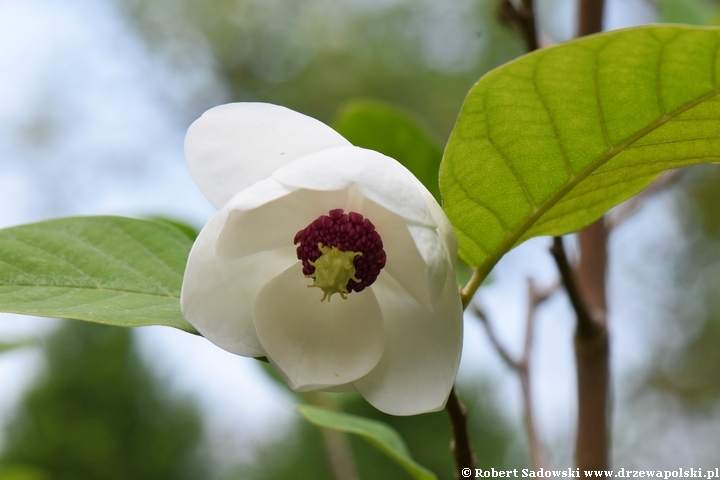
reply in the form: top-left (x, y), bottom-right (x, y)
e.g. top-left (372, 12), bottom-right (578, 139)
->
top-left (185, 103), bottom-right (351, 208)
top-left (359, 197), bottom-right (447, 310)
top-left (322, 383), bottom-right (357, 393)
top-left (407, 224), bottom-right (447, 306)
top-left (180, 210), bottom-right (296, 357)
top-left (215, 179), bottom-right (349, 259)
top-left (353, 269), bottom-right (463, 416)
top-left (254, 264), bottom-right (385, 391)
top-left (272, 146), bottom-right (436, 227)
top-left (416, 178), bottom-right (458, 266)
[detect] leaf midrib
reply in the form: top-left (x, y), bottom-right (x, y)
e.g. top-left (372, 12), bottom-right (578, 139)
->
top-left (0, 283), bottom-right (179, 299)
top-left (2, 229), bottom-right (181, 297)
top-left (472, 86), bottom-right (720, 280)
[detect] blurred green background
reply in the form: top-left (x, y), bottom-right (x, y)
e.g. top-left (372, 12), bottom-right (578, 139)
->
top-left (2, 0), bottom-right (720, 478)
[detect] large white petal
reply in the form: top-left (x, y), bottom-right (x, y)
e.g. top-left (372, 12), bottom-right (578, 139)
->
top-left (359, 197), bottom-right (447, 310)
top-left (415, 178), bottom-right (458, 265)
top-left (254, 264), bottom-right (385, 391)
top-left (272, 146), bottom-right (436, 228)
top-left (185, 103), bottom-right (351, 209)
top-left (180, 210), bottom-right (297, 357)
top-left (353, 268), bottom-right (463, 416)
top-left (216, 179), bottom-right (348, 260)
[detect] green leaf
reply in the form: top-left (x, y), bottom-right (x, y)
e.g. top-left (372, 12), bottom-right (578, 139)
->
top-left (455, 259), bottom-right (474, 287)
top-left (145, 216), bottom-right (199, 241)
top-left (441, 25), bottom-right (720, 278)
top-left (0, 216), bottom-right (197, 333)
top-left (332, 99), bottom-right (443, 202)
top-left (296, 404), bottom-right (437, 480)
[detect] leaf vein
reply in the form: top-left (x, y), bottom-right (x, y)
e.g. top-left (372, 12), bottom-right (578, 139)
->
top-left (5, 235), bottom-right (102, 287)
top-left (0, 257), bottom-right (37, 278)
top-left (452, 223), bottom-right (493, 257)
top-left (106, 223), bottom-right (185, 278)
top-left (485, 135), bottom-right (539, 210)
top-left (0, 284), bottom-right (179, 299)
top-left (532, 56), bottom-right (575, 176)
top-left (449, 156), bottom-right (514, 233)
top-left (596, 154), bottom-right (719, 175)
top-left (593, 49), bottom-right (612, 147)
top-left (50, 229), bottom-right (177, 296)
top-left (473, 86), bottom-right (720, 281)
top-left (625, 135), bottom-right (720, 149)
top-left (656, 34), bottom-right (668, 115)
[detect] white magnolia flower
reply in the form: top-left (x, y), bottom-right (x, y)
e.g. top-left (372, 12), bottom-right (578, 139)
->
top-left (180, 103), bottom-right (463, 415)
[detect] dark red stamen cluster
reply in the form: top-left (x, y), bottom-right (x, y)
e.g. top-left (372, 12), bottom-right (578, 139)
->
top-left (294, 209), bottom-right (386, 293)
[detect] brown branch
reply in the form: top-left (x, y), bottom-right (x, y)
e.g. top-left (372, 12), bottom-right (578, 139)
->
top-left (498, 0), bottom-right (539, 52)
top-left (446, 388), bottom-right (477, 478)
top-left (571, 2), bottom-right (611, 470)
top-left (577, 0), bottom-right (605, 37)
top-left (574, 222), bottom-right (611, 471)
top-left (551, 232), bottom-right (610, 471)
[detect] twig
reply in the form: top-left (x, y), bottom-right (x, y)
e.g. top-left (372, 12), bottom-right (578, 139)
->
top-left (498, 0), bottom-right (539, 52)
top-left (446, 387), bottom-right (478, 478)
top-left (473, 305), bottom-right (519, 370)
top-left (473, 278), bottom-right (559, 469)
top-left (519, 279), bottom-right (551, 470)
top-left (451, 268), bottom-right (488, 476)
top-left (550, 237), bottom-right (599, 340)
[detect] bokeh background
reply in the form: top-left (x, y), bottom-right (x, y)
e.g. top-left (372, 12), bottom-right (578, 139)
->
top-left (1, 0), bottom-right (720, 478)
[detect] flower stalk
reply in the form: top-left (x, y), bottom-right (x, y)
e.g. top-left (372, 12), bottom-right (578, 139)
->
top-left (446, 387), bottom-right (477, 478)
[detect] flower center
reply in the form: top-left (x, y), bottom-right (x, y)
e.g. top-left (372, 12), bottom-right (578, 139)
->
top-left (306, 244), bottom-right (361, 301)
top-left (294, 209), bottom-right (386, 302)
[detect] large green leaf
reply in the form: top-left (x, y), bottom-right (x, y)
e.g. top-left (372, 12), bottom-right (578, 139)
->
top-left (0, 216), bottom-right (196, 333)
top-left (441, 25), bottom-right (720, 276)
top-left (297, 405), bottom-right (437, 480)
top-left (332, 99), bottom-right (443, 202)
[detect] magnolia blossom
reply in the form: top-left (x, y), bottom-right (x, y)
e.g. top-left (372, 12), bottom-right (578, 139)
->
top-left (180, 103), bottom-right (463, 415)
